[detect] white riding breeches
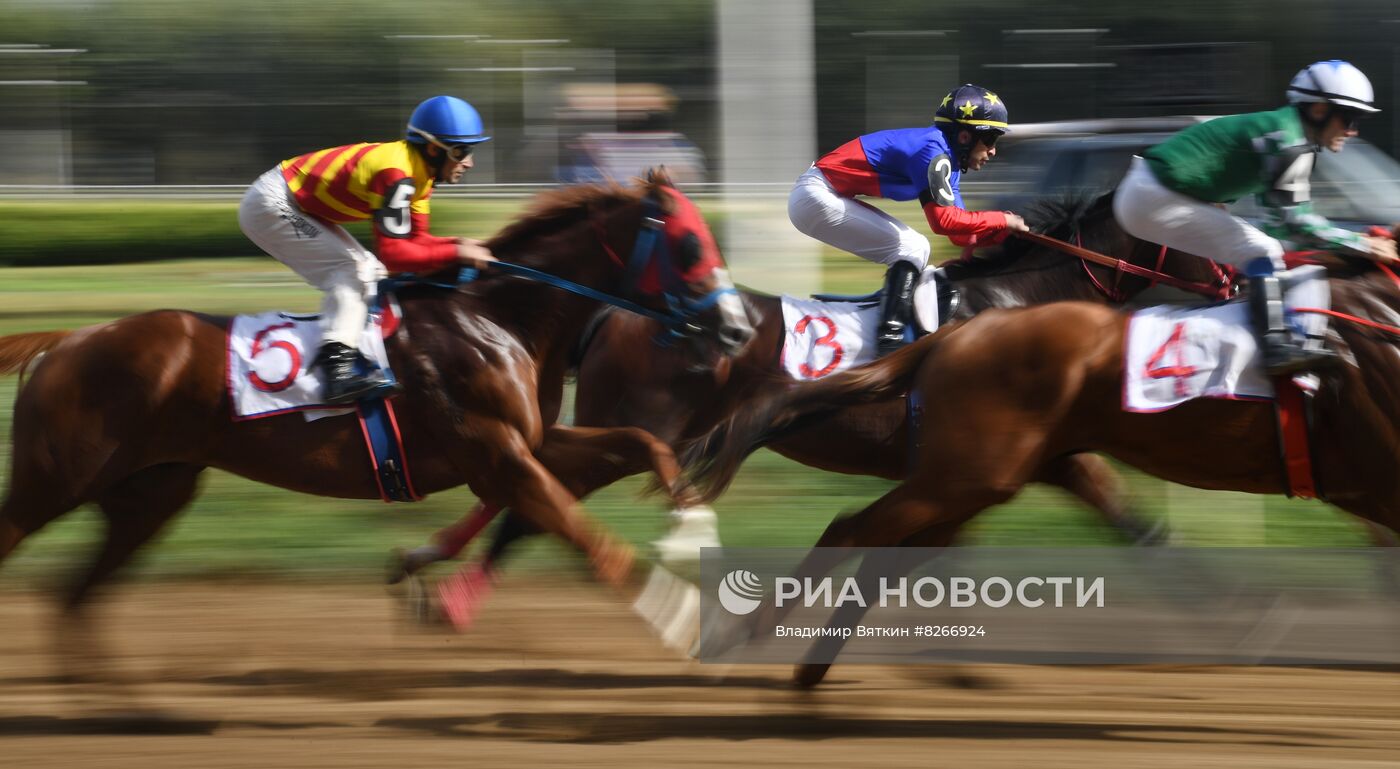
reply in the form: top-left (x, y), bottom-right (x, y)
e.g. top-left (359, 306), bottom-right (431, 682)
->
top-left (238, 167), bottom-right (386, 348)
top-left (1114, 156), bottom-right (1285, 272)
top-left (788, 166), bottom-right (931, 269)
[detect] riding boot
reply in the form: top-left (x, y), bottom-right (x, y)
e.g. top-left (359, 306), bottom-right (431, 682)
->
top-left (876, 261), bottom-right (921, 357)
top-left (314, 341), bottom-right (395, 405)
top-left (1248, 273), bottom-right (1338, 375)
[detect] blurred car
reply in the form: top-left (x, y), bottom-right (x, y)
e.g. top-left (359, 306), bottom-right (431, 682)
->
top-left (972, 117), bottom-right (1400, 231)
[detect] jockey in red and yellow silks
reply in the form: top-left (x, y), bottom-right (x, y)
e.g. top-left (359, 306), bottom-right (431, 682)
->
top-left (238, 95), bottom-right (496, 404)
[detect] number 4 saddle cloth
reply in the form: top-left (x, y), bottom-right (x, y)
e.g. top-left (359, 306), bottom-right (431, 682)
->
top-left (1124, 265), bottom-right (1330, 412)
top-left (780, 267), bottom-right (945, 381)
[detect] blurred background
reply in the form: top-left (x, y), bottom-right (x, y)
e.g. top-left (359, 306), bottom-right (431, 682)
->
top-left (0, 0), bottom-right (1394, 584)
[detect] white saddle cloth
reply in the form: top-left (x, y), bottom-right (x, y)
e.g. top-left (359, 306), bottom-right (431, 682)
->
top-left (227, 311), bottom-right (391, 419)
top-left (1124, 266), bottom-right (1330, 412)
top-left (779, 268), bottom-right (941, 381)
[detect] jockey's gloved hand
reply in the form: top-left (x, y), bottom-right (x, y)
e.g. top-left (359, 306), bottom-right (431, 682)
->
top-left (1362, 235), bottom-right (1399, 263)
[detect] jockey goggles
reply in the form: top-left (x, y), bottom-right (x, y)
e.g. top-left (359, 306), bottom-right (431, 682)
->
top-left (1335, 108), bottom-right (1365, 131)
top-left (408, 125), bottom-right (476, 162)
top-left (978, 130), bottom-right (1003, 148)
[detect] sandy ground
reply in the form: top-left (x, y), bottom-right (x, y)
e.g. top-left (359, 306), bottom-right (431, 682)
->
top-left (1, 580), bottom-right (1398, 769)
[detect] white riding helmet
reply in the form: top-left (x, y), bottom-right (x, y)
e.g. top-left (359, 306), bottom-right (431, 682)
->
top-left (1286, 60), bottom-right (1379, 113)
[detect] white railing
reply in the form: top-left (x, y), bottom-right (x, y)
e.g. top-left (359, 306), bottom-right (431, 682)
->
top-left (0, 180), bottom-right (1002, 200)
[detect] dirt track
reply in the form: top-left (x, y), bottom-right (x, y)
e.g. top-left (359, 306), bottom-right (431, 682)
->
top-left (1, 580), bottom-right (1398, 768)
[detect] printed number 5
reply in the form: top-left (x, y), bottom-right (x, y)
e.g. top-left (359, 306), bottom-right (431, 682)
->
top-left (377, 180), bottom-right (415, 237)
top-left (248, 322), bottom-right (301, 392)
top-left (795, 314), bottom-right (844, 379)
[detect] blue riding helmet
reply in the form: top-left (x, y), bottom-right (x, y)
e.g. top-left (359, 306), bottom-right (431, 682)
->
top-left (405, 96), bottom-right (491, 145)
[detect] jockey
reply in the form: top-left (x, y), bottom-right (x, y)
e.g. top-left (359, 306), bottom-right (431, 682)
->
top-left (1114, 60), bottom-right (1399, 374)
top-left (788, 84), bottom-right (1029, 355)
top-left (238, 95), bottom-right (497, 404)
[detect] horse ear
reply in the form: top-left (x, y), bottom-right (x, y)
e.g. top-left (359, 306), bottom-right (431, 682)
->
top-left (646, 166), bottom-right (674, 188)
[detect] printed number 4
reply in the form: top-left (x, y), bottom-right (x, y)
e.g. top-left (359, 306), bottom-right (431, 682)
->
top-left (1144, 321), bottom-right (1196, 397)
top-left (795, 314), bottom-right (844, 379)
top-left (1274, 152), bottom-right (1314, 205)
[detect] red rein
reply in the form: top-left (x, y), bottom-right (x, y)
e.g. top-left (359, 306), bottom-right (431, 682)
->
top-left (1292, 259), bottom-right (1400, 338)
top-left (1012, 231), bottom-right (1233, 301)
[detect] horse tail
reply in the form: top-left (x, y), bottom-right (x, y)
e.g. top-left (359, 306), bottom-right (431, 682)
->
top-left (681, 328), bottom-right (946, 501)
top-left (0, 330), bottom-right (72, 386)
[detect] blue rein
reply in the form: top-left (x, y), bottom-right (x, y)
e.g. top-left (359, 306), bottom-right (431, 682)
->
top-left (452, 194), bottom-right (736, 344)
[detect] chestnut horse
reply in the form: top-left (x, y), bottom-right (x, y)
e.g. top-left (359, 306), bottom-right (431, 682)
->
top-left (0, 172), bottom-right (754, 643)
top-left (398, 192), bottom-right (1232, 585)
top-left (685, 259), bottom-right (1400, 686)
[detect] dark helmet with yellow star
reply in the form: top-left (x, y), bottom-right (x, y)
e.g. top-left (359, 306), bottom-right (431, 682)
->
top-left (934, 84), bottom-right (1009, 167)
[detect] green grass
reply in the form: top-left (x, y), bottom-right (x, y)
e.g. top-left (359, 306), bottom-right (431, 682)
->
top-left (0, 200), bottom-right (1371, 588)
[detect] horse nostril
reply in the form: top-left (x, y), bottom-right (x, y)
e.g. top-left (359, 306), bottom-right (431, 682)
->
top-left (722, 325), bottom-right (754, 351)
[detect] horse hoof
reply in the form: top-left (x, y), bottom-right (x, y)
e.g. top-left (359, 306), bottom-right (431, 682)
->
top-left (385, 548), bottom-right (411, 585)
top-left (652, 506), bottom-right (720, 576)
top-left (436, 564), bottom-right (496, 632)
top-left (593, 540), bottom-right (636, 589)
top-left (386, 546), bottom-right (445, 585)
top-left (793, 663), bottom-right (831, 688)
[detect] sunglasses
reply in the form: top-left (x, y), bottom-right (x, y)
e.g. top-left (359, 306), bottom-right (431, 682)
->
top-left (1335, 109), bottom-right (1364, 131)
top-left (409, 125), bottom-right (477, 162)
top-left (979, 130), bottom-right (1003, 148)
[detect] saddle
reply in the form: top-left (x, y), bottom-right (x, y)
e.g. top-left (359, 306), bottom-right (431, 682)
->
top-left (810, 267), bottom-right (962, 337)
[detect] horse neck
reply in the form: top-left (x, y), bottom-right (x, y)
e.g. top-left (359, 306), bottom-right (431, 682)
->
top-left (1330, 277), bottom-right (1400, 407)
top-left (948, 250), bottom-right (1109, 317)
top-left (473, 226), bottom-right (624, 364)
top-left (1312, 276), bottom-right (1400, 521)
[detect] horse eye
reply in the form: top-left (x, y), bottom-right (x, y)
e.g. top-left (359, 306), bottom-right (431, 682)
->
top-left (677, 233), bottom-right (702, 269)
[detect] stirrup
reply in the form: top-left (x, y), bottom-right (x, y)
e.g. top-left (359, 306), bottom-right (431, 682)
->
top-left (875, 330), bottom-right (907, 357)
top-left (1261, 341), bottom-right (1340, 376)
top-left (323, 369), bottom-right (396, 405)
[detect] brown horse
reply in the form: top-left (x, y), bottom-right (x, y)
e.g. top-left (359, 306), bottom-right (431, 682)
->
top-left (685, 259), bottom-right (1400, 686)
top-left (0, 172), bottom-right (754, 649)
top-left (397, 191), bottom-right (1231, 587)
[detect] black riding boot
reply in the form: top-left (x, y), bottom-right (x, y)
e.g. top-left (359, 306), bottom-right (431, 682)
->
top-left (876, 261), bottom-right (921, 357)
top-left (1248, 274), bottom-right (1338, 375)
top-left (314, 341), bottom-right (394, 405)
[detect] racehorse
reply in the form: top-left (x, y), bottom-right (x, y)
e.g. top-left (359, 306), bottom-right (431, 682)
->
top-left (397, 191), bottom-right (1235, 589)
top-left (0, 170), bottom-right (754, 666)
top-left (683, 254), bottom-right (1400, 687)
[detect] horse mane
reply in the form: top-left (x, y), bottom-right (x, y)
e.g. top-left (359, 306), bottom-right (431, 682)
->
top-left (484, 180), bottom-right (645, 257)
top-left (939, 189), bottom-right (1116, 281)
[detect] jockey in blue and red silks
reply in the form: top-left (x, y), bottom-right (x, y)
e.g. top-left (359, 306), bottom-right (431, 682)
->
top-left (788, 84), bottom-right (1029, 355)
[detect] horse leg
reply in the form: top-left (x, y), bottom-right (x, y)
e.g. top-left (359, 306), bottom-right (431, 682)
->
top-left (0, 492), bottom-right (81, 575)
top-left (1036, 453), bottom-right (1169, 545)
top-left (471, 424), bottom-right (700, 574)
top-left (397, 422), bottom-right (694, 575)
top-left (793, 520), bottom-right (964, 689)
top-left (469, 423), bottom-right (634, 588)
top-left (748, 483), bottom-right (964, 672)
top-left (58, 464), bottom-right (203, 685)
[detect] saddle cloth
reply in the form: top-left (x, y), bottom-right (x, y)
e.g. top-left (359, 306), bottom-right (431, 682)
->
top-left (780, 268), bottom-right (942, 381)
top-left (227, 310), bottom-right (393, 420)
top-left (1123, 266), bottom-right (1330, 412)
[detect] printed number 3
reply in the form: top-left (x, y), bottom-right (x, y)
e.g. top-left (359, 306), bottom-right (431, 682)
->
top-left (795, 314), bottom-right (844, 379)
top-left (248, 322), bottom-right (301, 393)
